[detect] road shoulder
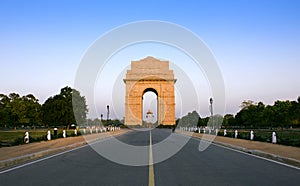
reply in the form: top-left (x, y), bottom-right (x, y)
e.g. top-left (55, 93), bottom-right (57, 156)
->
top-left (177, 130), bottom-right (300, 168)
top-left (0, 129), bottom-right (129, 170)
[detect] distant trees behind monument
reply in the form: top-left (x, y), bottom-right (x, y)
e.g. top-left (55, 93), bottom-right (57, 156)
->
top-left (0, 86), bottom-right (88, 128)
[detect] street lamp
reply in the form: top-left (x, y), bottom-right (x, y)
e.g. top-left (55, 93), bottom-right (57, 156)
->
top-left (210, 98), bottom-right (214, 129)
top-left (106, 105), bottom-right (110, 125)
top-left (209, 98), bottom-right (213, 116)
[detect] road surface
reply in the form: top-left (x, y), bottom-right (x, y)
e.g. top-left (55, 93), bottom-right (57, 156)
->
top-left (1, 129), bottom-right (299, 185)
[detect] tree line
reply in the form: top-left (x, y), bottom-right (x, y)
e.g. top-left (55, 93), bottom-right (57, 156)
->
top-left (225, 97), bottom-right (300, 128)
top-left (0, 86), bottom-right (88, 128)
top-left (1, 86), bottom-right (299, 129)
top-left (177, 96), bottom-right (300, 128)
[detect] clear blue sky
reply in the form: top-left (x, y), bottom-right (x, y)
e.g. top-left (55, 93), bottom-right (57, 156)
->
top-left (1, 0), bottom-right (300, 119)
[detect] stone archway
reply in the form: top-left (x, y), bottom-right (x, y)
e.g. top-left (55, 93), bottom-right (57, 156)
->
top-left (124, 56), bottom-right (176, 126)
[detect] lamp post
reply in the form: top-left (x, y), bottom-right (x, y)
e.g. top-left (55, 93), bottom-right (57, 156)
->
top-left (210, 98), bottom-right (214, 129)
top-left (106, 105), bottom-right (110, 125)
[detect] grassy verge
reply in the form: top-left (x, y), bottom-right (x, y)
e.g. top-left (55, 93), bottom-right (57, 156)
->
top-left (0, 129), bottom-right (81, 147)
top-left (217, 129), bottom-right (300, 147)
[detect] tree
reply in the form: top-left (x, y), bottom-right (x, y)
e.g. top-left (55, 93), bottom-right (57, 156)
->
top-left (240, 100), bottom-right (255, 109)
top-left (0, 94), bottom-right (11, 127)
top-left (22, 94), bottom-right (42, 126)
top-left (0, 93), bottom-right (42, 128)
top-left (235, 98), bottom-right (300, 128)
top-left (223, 114), bottom-right (236, 127)
top-left (177, 110), bottom-right (200, 127)
top-left (41, 86), bottom-right (88, 127)
top-left (290, 98), bottom-right (300, 126)
top-left (272, 100), bottom-right (292, 128)
top-left (72, 88), bottom-right (88, 125)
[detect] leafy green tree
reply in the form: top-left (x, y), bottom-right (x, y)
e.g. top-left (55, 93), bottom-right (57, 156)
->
top-left (290, 97), bottom-right (300, 126)
top-left (272, 100), bottom-right (292, 128)
top-left (235, 98), bottom-right (300, 128)
top-left (223, 114), bottom-right (236, 127)
top-left (0, 94), bottom-right (11, 127)
top-left (0, 93), bottom-right (42, 128)
top-left (176, 110), bottom-right (199, 127)
top-left (22, 94), bottom-right (42, 126)
top-left (41, 86), bottom-right (88, 127)
top-left (72, 88), bottom-right (88, 125)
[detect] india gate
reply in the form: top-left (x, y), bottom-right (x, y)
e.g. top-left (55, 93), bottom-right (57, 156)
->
top-left (124, 56), bottom-right (176, 126)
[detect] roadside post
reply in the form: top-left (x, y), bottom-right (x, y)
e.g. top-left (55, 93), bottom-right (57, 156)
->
top-left (47, 130), bottom-right (51, 140)
top-left (272, 132), bottom-right (277, 144)
top-left (250, 130), bottom-right (254, 140)
top-left (63, 130), bottom-right (66, 138)
top-left (24, 132), bottom-right (29, 144)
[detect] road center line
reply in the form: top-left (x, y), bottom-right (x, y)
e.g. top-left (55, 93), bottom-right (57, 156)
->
top-left (148, 130), bottom-right (155, 186)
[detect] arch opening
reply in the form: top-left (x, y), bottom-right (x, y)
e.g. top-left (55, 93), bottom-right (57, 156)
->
top-left (142, 89), bottom-right (158, 127)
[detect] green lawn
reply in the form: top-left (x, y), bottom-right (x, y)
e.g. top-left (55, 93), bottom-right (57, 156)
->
top-left (0, 129), bottom-right (80, 147)
top-left (219, 129), bottom-right (300, 147)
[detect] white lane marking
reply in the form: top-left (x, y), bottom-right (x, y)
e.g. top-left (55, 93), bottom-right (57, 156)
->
top-left (148, 130), bottom-right (155, 186)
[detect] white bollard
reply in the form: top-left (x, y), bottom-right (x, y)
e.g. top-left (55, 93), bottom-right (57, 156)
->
top-left (224, 129), bottom-right (227, 136)
top-left (24, 132), bottom-right (29, 144)
top-left (198, 128), bottom-right (201, 133)
top-left (272, 132), bottom-right (277, 144)
top-left (96, 128), bottom-right (98, 133)
top-left (47, 130), bottom-right (51, 140)
top-left (83, 128), bottom-right (86, 134)
top-left (203, 128), bottom-right (206, 134)
top-left (215, 129), bottom-right (219, 135)
top-left (90, 128), bottom-right (93, 134)
top-left (235, 130), bottom-right (238, 138)
top-left (209, 129), bottom-right (211, 134)
top-left (63, 130), bottom-right (66, 138)
top-left (250, 130), bottom-right (254, 140)
top-left (74, 129), bottom-right (77, 135)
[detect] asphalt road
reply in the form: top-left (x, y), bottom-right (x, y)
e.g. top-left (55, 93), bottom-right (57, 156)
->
top-left (1, 129), bottom-right (300, 186)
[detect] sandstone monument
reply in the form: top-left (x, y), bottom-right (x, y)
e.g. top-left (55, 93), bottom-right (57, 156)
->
top-left (124, 56), bottom-right (176, 126)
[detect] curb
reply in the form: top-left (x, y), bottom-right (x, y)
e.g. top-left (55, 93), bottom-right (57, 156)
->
top-left (0, 130), bottom-right (128, 170)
